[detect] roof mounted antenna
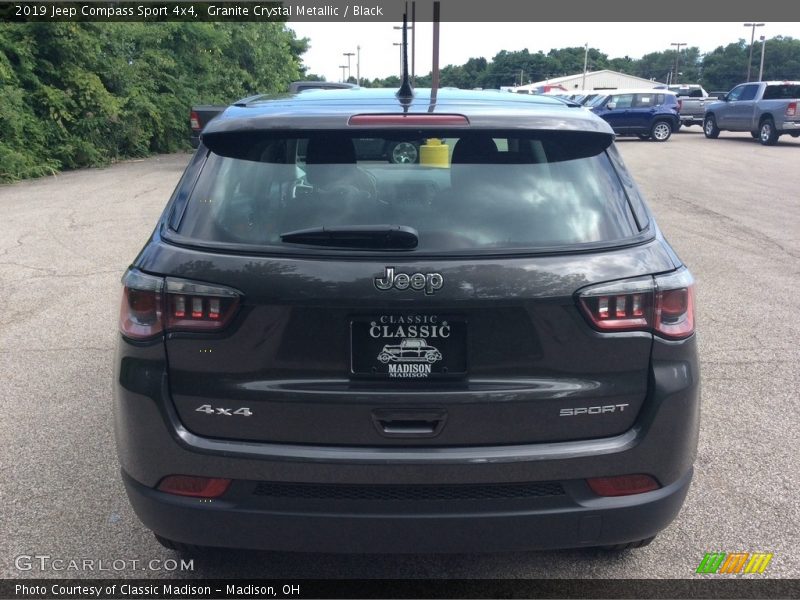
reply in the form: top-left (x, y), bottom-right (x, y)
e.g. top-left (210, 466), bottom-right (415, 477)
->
top-left (396, 11), bottom-right (414, 100)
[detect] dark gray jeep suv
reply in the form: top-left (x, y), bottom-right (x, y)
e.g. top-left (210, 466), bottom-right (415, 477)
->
top-left (115, 87), bottom-right (699, 553)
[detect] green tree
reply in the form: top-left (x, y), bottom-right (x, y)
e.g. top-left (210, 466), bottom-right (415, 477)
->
top-left (0, 22), bottom-right (307, 181)
top-left (757, 36), bottom-right (800, 81)
top-left (700, 40), bottom-right (749, 90)
top-left (547, 47), bottom-right (609, 77)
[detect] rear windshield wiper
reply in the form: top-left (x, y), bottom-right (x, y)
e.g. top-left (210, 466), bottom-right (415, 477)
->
top-left (280, 225), bottom-right (419, 249)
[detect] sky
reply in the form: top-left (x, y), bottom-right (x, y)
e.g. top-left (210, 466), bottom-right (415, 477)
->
top-left (287, 22), bottom-right (800, 84)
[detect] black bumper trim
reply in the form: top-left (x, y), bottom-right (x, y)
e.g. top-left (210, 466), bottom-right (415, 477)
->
top-left (122, 468), bottom-right (692, 553)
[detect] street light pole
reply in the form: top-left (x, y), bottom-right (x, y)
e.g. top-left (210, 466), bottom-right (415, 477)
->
top-left (670, 42), bottom-right (686, 85)
top-left (758, 35), bottom-right (766, 82)
top-left (743, 23), bottom-right (765, 82)
top-left (339, 65), bottom-right (347, 83)
top-left (343, 52), bottom-right (355, 82)
top-left (582, 43), bottom-right (588, 90)
top-left (356, 45), bottom-right (361, 86)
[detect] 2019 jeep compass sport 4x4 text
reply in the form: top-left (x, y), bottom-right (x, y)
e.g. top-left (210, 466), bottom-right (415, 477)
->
top-left (115, 86), bottom-right (699, 553)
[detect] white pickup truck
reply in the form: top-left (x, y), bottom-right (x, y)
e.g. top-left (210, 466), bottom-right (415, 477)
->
top-left (703, 81), bottom-right (800, 145)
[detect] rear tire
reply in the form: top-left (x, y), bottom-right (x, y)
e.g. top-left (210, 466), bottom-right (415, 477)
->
top-left (650, 120), bottom-right (672, 142)
top-left (601, 535), bottom-right (656, 551)
top-left (704, 115), bottom-right (720, 138)
top-left (154, 534), bottom-right (208, 555)
top-left (759, 118), bottom-right (779, 146)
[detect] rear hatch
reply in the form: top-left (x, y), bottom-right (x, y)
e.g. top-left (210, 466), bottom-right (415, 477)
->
top-left (152, 127), bottom-right (675, 446)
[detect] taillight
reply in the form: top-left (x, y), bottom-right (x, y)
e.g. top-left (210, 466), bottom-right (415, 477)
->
top-left (786, 102), bottom-right (797, 117)
top-left (119, 270), bottom-right (164, 340)
top-left (654, 269), bottom-right (695, 339)
top-left (578, 276), bottom-right (654, 332)
top-left (587, 474), bottom-right (660, 497)
top-left (157, 475), bottom-right (231, 498)
top-left (119, 269), bottom-right (241, 340)
top-left (165, 278), bottom-right (240, 332)
top-left (676, 98), bottom-right (682, 111)
top-left (190, 110), bottom-right (201, 131)
top-left (578, 269), bottom-right (695, 340)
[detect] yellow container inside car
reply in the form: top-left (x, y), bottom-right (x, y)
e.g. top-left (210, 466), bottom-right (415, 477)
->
top-left (419, 138), bottom-right (450, 168)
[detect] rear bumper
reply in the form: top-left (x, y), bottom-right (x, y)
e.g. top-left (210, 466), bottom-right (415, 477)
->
top-left (114, 333), bottom-right (700, 552)
top-left (777, 120), bottom-right (800, 132)
top-left (122, 468), bottom-right (692, 553)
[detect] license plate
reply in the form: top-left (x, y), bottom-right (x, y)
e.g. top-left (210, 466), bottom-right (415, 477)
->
top-left (350, 315), bottom-right (467, 379)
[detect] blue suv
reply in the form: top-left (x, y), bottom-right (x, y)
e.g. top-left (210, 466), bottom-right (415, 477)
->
top-left (588, 89), bottom-right (681, 142)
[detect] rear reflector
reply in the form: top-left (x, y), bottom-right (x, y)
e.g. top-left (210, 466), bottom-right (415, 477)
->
top-left (158, 475), bottom-right (231, 498)
top-left (587, 474), bottom-right (660, 497)
top-left (348, 114), bottom-right (469, 126)
top-left (577, 269), bottom-right (695, 339)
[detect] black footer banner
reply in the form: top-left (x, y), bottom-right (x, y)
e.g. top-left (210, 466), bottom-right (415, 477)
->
top-left (2, 579), bottom-right (800, 600)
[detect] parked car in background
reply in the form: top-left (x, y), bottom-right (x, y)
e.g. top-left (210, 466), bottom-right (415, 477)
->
top-left (662, 85), bottom-right (712, 129)
top-left (703, 81), bottom-right (800, 145)
top-left (189, 105), bottom-right (225, 148)
top-left (589, 89), bottom-right (681, 141)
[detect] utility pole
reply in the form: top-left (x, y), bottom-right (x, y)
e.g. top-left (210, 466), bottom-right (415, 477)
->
top-left (743, 23), bottom-right (764, 81)
top-left (343, 52), bottom-right (355, 81)
top-left (393, 42), bottom-right (403, 76)
top-left (411, 1), bottom-right (416, 85)
top-left (670, 42), bottom-right (686, 85)
top-left (582, 43), bottom-right (589, 89)
top-left (431, 1), bottom-right (440, 96)
top-left (356, 45), bottom-right (361, 86)
top-left (339, 65), bottom-right (347, 83)
top-left (758, 35), bottom-right (766, 82)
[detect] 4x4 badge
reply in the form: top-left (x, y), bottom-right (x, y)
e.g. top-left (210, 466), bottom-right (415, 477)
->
top-left (374, 267), bottom-right (443, 295)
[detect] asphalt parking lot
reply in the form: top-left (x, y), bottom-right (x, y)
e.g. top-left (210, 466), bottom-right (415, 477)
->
top-left (1, 129), bottom-right (798, 579)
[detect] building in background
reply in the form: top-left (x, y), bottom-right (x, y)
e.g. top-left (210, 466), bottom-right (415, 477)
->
top-left (506, 69), bottom-right (663, 93)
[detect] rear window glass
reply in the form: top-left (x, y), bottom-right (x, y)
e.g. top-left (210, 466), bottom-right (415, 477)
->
top-left (670, 87), bottom-right (704, 98)
top-left (177, 132), bottom-right (639, 253)
top-left (763, 84), bottom-right (800, 100)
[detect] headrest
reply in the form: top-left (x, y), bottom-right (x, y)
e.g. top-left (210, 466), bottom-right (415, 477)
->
top-left (451, 135), bottom-right (498, 164)
top-left (305, 134), bottom-right (357, 164)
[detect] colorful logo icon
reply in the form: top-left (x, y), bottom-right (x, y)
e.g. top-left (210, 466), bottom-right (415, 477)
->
top-left (696, 552), bottom-right (773, 574)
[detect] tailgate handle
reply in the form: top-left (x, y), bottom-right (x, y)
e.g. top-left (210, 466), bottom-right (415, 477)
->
top-left (372, 409), bottom-right (447, 438)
